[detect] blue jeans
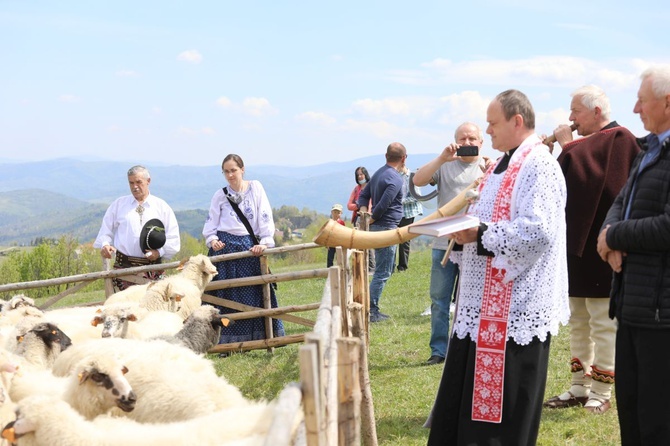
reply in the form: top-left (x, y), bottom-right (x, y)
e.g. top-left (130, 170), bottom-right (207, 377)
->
top-left (430, 249), bottom-right (458, 358)
top-left (369, 225), bottom-right (397, 313)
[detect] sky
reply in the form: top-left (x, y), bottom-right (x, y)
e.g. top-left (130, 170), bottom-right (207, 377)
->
top-left (1, 0), bottom-right (668, 168)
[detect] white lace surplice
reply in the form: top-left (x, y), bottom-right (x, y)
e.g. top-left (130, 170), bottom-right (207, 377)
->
top-left (452, 139), bottom-right (570, 346)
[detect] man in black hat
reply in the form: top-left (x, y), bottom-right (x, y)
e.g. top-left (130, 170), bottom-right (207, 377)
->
top-left (93, 165), bottom-right (180, 291)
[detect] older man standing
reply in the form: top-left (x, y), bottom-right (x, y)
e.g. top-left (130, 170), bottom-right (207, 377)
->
top-left (358, 142), bottom-right (406, 323)
top-left (543, 85), bottom-right (639, 414)
top-left (597, 66), bottom-right (670, 445)
top-left (94, 165), bottom-right (181, 291)
top-left (413, 122), bottom-right (489, 365)
top-left (428, 90), bottom-right (569, 445)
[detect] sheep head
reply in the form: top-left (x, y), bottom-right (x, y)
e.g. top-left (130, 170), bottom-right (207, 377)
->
top-left (75, 357), bottom-right (137, 413)
top-left (93, 305), bottom-right (139, 338)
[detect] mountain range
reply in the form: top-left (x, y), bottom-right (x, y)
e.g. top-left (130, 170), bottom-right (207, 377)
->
top-left (0, 155), bottom-right (439, 245)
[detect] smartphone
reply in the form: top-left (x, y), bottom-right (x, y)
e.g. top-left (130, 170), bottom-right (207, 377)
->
top-left (456, 145), bottom-right (479, 157)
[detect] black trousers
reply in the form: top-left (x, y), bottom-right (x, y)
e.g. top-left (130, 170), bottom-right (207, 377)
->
top-left (428, 334), bottom-right (550, 446)
top-left (396, 216), bottom-right (414, 270)
top-left (616, 323), bottom-right (670, 446)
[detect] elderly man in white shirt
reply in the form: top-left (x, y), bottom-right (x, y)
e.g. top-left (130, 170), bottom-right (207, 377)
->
top-left (93, 165), bottom-right (180, 291)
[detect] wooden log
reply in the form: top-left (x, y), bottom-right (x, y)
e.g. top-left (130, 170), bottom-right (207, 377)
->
top-left (349, 303), bottom-right (378, 446)
top-left (208, 333), bottom-right (305, 354)
top-left (337, 337), bottom-right (361, 446)
top-left (201, 294), bottom-right (315, 328)
top-left (260, 256), bottom-right (274, 353)
top-left (0, 243), bottom-right (322, 294)
top-left (206, 302), bottom-right (320, 321)
top-left (300, 343), bottom-right (326, 446)
top-left (205, 268), bottom-right (329, 291)
top-left (38, 280), bottom-right (93, 310)
top-left (102, 257), bottom-right (115, 299)
top-left (265, 382), bottom-right (304, 446)
top-left (326, 305), bottom-right (341, 445)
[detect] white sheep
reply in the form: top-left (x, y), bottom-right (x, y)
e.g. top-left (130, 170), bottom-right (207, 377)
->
top-left (151, 304), bottom-right (231, 354)
top-left (91, 303), bottom-right (183, 340)
top-left (42, 306), bottom-right (105, 344)
top-left (52, 338), bottom-right (250, 423)
top-left (103, 283), bottom-right (151, 306)
top-left (1, 394), bottom-right (276, 446)
top-left (7, 354), bottom-right (137, 420)
top-left (139, 254), bottom-right (217, 320)
top-left (0, 295), bottom-right (36, 315)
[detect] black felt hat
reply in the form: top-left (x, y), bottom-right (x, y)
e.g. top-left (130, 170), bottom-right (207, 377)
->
top-left (140, 218), bottom-right (166, 252)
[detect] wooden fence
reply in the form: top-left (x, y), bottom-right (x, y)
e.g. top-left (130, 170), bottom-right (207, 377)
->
top-left (0, 242), bottom-right (378, 445)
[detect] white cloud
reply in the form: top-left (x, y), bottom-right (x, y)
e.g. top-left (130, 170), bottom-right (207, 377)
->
top-left (58, 94), bottom-right (80, 103)
top-left (201, 127), bottom-right (216, 135)
top-left (216, 97), bottom-right (232, 108)
top-left (394, 56), bottom-right (650, 92)
top-left (177, 50), bottom-right (203, 64)
top-left (107, 125), bottom-right (122, 132)
top-left (151, 106), bottom-right (162, 115)
top-left (296, 111), bottom-right (337, 126)
top-left (242, 97), bottom-right (277, 117)
top-left (116, 70), bottom-right (139, 77)
top-left (342, 119), bottom-right (400, 139)
top-left (331, 54), bottom-right (343, 62)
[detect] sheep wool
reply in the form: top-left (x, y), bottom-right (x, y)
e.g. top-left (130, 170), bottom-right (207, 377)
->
top-left (2, 395), bottom-right (275, 446)
top-left (52, 338), bottom-right (250, 423)
top-left (152, 304), bottom-right (225, 354)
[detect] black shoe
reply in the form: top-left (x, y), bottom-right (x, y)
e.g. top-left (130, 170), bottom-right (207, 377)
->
top-left (397, 266), bottom-right (407, 272)
top-left (425, 355), bottom-right (445, 366)
top-left (370, 311), bottom-right (390, 323)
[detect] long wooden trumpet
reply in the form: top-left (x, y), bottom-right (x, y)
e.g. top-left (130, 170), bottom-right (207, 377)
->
top-left (543, 123), bottom-right (578, 145)
top-left (313, 180), bottom-right (479, 249)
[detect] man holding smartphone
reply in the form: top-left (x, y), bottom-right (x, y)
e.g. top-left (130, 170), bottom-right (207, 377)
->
top-left (413, 122), bottom-right (491, 365)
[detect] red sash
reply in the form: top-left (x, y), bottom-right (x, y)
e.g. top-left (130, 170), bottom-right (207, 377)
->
top-left (471, 143), bottom-right (534, 423)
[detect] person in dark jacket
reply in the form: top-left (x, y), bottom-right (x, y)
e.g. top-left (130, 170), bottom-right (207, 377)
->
top-left (357, 142), bottom-right (406, 322)
top-left (597, 66), bottom-right (670, 445)
top-left (543, 85), bottom-right (639, 414)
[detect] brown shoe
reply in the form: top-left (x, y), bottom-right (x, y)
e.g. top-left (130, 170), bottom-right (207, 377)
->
top-left (543, 392), bottom-right (588, 408)
top-left (584, 398), bottom-right (611, 414)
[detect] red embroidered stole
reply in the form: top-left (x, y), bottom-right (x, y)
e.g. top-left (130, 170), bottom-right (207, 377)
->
top-left (471, 143), bottom-right (534, 423)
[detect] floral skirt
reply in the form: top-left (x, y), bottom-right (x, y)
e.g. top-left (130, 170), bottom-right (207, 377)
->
top-left (209, 231), bottom-right (285, 344)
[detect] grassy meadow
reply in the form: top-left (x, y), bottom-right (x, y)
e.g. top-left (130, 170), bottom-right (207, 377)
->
top-left (26, 246), bottom-right (620, 445)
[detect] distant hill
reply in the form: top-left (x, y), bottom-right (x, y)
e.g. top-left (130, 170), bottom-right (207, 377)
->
top-left (0, 156), bottom-right (441, 245)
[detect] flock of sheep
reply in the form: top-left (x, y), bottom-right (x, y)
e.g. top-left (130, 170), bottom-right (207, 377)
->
top-left (0, 254), bottom-right (301, 445)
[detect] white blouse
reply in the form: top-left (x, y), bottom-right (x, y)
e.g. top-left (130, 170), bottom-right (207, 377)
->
top-left (202, 180), bottom-right (276, 248)
top-left (451, 136), bottom-right (570, 346)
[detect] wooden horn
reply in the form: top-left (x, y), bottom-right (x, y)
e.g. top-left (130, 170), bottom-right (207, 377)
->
top-left (313, 180), bottom-right (479, 249)
top-left (543, 123), bottom-right (578, 145)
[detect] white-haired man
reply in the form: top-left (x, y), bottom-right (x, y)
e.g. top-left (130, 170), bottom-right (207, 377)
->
top-left (597, 66), bottom-right (670, 444)
top-left (543, 85), bottom-right (639, 414)
top-left (94, 165), bottom-right (181, 291)
top-left (413, 122), bottom-right (490, 365)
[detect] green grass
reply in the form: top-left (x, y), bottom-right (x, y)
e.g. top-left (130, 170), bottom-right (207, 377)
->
top-left (21, 246), bottom-right (620, 444)
top-left (212, 247), bottom-right (621, 445)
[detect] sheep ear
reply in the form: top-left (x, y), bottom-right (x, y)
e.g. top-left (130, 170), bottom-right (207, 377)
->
top-left (91, 316), bottom-right (103, 327)
top-left (121, 366), bottom-right (129, 375)
top-left (175, 294), bottom-right (183, 302)
top-left (128, 314), bottom-right (138, 322)
top-left (177, 258), bottom-right (188, 270)
top-left (78, 371), bottom-right (89, 383)
top-left (96, 308), bottom-right (102, 314)
top-left (16, 335), bottom-right (24, 343)
top-left (220, 317), bottom-right (234, 327)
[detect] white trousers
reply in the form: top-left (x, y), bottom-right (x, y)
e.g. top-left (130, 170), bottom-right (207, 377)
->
top-left (569, 296), bottom-right (616, 398)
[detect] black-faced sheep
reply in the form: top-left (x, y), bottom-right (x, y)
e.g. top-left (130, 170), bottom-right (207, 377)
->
top-left (51, 338), bottom-right (250, 423)
top-left (12, 322), bottom-right (72, 370)
top-left (8, 355), bottom-right (137, 420)
top-left (2, 394), bottom-right (275, 446)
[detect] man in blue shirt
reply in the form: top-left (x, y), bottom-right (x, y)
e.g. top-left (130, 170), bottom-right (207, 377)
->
top-left (358, 142), bottom-right (406, 322)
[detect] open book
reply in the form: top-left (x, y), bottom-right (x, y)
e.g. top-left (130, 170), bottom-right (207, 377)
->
top-left (408, 214), bottom-right (480, 237)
